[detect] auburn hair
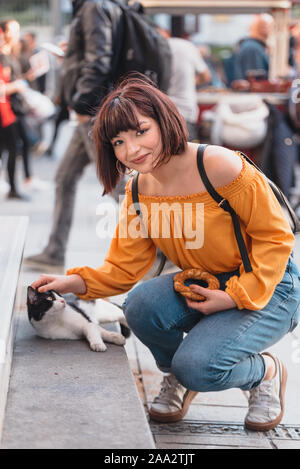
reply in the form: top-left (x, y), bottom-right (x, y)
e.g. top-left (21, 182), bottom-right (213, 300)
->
top-left (93, 74), bottom-right (188, 195)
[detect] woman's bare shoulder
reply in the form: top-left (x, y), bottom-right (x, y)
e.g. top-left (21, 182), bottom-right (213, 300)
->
top-left (204, 145), bottom-right (243, 188)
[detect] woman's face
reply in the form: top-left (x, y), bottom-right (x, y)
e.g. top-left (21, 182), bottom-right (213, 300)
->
top-left (110, 111), bottom-right (162, 174)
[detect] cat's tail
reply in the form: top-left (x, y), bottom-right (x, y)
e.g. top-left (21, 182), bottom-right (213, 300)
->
top-left (120, 323), bottom-right (131, 338)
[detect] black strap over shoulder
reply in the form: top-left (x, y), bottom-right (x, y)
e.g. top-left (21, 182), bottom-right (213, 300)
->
top-left (197, 144), bottom-right (253, 273)
top-left (131, 173), bottom-right (141, 218)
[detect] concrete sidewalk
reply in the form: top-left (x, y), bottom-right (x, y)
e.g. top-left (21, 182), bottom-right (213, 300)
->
top-left (1, 120), bottom-right (300, 448)
top-left (126, 322), bottom-right (300, 449)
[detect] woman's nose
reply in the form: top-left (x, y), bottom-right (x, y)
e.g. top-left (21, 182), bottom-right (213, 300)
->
top-left (126, 138), bottom-right (140, 155)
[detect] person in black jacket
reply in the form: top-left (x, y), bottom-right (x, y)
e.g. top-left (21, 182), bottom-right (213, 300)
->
top-left (25, 0), bottom-right (125, 269)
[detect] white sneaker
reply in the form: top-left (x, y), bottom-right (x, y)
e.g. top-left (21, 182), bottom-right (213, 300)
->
top-left (244, 352), bottom-right (287, 431)
top-left (0, 178), bottom-right (10, 194)
top-left (149, 374), bottom-right (198, 423)
top-left (23, 177), bottom-right (52, 192)
top-left (33, 141), bottom-right (49, 157)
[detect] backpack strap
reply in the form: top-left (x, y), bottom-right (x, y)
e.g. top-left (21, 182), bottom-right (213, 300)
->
top-left (131, 173), bottom-right (166, 276)
top-left (197, 144), bottom-right (253, 273)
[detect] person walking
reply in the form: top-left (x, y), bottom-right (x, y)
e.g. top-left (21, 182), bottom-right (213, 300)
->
top-left (25, 0), bottom-right (125, 270)
top-left (32, 76), bottom-right (300, 430)
top-left (0, 47), bottom-right (28, 199)
top-left (0, 19), bottom-right (46, 195)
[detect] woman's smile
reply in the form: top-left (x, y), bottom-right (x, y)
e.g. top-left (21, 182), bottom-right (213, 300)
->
top-left (131, 153), bottom-right (150, 164)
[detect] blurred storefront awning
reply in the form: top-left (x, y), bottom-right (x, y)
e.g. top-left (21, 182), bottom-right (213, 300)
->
top-left (138, 1), bottom-right (296, 80)
top-left (139, 1), bottom-right (292, 15)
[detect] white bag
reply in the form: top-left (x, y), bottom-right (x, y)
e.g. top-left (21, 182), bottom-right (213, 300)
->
top-left (22, 88), bottom-right (55, 123)
top-left (211, 96), bottom-right (269, 148)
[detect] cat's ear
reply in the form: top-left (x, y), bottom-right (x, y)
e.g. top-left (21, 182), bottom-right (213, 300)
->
top-left (27, 286), bottom-right (38, 304)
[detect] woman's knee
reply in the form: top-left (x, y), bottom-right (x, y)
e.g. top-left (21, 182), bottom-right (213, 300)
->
top-left (123, 284), bottom-right (157, 334)
top-left (171, 349), bottom-right (227, 392)
top-left (123, 275), bottom-right (178, 333)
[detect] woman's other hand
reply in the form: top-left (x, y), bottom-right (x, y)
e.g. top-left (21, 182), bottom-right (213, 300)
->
top-left (186, 285), bottom-right (237, 315)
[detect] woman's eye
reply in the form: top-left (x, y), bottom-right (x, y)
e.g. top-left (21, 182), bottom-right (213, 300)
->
top-left (112, 139), bottom-right (122, 147)
top-left (137, 128), bottom-right (147, 136)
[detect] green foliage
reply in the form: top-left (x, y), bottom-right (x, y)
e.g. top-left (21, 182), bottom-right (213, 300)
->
top-left (210, 45), bottom-right (234, 59)
top-left (0, 0), bottom-right (50, 26)
top-left (0, 0), bottom-right (49, 9)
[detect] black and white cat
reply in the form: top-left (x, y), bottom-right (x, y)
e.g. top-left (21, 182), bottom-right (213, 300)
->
top-left (27, 286), bottom-right (129, 352)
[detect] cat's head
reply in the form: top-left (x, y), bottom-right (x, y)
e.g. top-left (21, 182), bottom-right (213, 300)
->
top-left (27, 286), bottom-right (66, 321)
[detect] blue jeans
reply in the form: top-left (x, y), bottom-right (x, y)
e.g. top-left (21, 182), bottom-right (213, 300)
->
top-left (123, 257), bottom-right (300, 392)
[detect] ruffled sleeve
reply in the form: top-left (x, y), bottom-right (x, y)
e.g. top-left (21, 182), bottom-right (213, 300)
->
top-left (66, 189), bottom-right (157, 300)
top-left (224, 169), bottom-right (294, 310)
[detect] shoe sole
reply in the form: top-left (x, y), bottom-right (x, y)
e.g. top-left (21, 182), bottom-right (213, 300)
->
top-left (244, 358), bottom-right (287, 432)
top-left (23, 259), bottom-right (65, 273)
top-left (149, 390), bottom-right (198, 423)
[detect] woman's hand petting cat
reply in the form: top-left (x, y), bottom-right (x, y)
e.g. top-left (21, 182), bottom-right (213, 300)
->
top-left (31, 274), bottom-right (87, 295)
top-left (185, 285), bottom-right (237, 315)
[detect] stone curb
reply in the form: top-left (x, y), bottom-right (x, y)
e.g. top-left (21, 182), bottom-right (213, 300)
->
top-left (0, 217), bottom-right (28, 441)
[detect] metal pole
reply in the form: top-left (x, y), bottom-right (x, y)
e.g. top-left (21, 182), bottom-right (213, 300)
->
top-left (269, 8), bottom-right (290, 79)
top-left (51, 0), bottom-right (62, 38)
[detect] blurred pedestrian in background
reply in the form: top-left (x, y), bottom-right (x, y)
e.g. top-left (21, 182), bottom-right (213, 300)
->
top-left (25, 0), bottom-right (127, 270)
top-left (158, 28), bottom-right (211, 141)
top-left (45, 40), bottom-right (70, 158)
top-left (231, 14), bottom-right (274, 90)
top-left (0, 25), bottom-right (28, 199)
top-left (168, 35), bottom-right (211, 141)
top-left (0, 18), bottom-right (50, 194)
top-left (22, 32), bottom-right (48, 94)
top-left (291, 22), bottom-right (300, 75)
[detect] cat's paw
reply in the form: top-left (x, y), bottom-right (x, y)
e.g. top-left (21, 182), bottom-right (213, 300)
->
top-left (109, 332), bottom-right (126, 346)
top-left (90, 342), bottom-right (107, 352)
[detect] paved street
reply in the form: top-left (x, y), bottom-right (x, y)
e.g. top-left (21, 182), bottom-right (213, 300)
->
top-left (1, 119), bottom-right (300, 448)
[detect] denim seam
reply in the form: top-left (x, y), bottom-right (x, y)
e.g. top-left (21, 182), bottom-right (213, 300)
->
top-left (274, 266), bottom-right (296, 308)
top-left (277, 283), bottom-right (296, 308)
top-left (287, 264), bottom-right (295, 291)
top-left (289, 299), bottom-right (300, 332)
top-left (279, 292), bottom-right (294, 307)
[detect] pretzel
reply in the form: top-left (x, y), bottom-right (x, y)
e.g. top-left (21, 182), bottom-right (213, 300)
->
top-left (174, 269), bottom-right (220, 301)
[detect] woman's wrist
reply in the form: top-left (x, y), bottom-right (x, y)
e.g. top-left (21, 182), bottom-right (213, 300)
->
top-left (223, 291), bottom-right (237, 309)
top-left (68, 274), bottom-right (87, 295)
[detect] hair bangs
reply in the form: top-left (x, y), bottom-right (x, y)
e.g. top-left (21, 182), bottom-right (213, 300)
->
top-left (102, 97), bottom-right (141, 142)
